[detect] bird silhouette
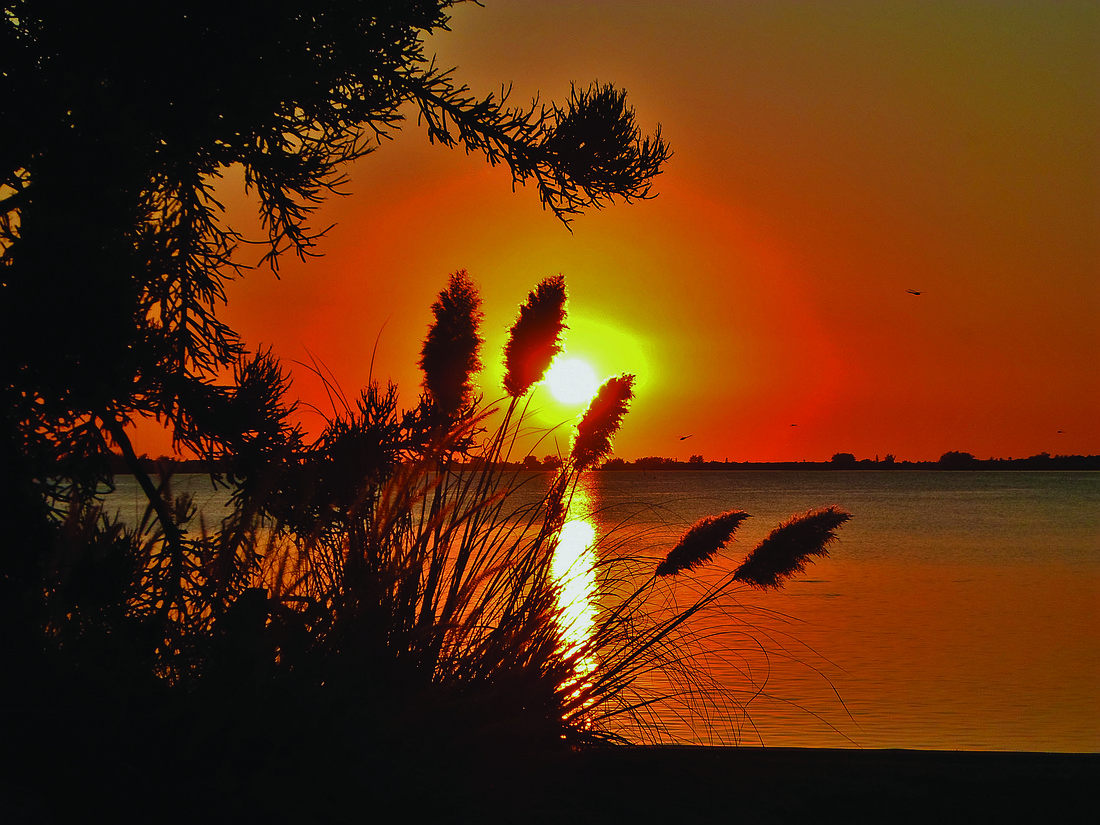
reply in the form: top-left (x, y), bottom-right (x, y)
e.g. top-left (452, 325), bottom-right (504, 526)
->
top-left (906, 289), bottom-right (922, 296)
top-left (679, 434), bottom-right (693, 441)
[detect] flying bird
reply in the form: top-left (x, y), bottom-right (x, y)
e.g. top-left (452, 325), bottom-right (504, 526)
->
top-left (679, 434), bottom-right (693, 441)
top-left (906, 289), bottom-right (922, 296)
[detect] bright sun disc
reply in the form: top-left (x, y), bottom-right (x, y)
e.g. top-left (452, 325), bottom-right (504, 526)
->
top-left (544, 357), bottom-right (599, 405)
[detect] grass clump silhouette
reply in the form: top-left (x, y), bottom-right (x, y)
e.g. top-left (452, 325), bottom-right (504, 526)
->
top-left (21, 272), bottom-right (850, 819)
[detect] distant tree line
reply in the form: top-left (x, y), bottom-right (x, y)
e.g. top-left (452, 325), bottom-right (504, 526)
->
top-left (593, 452), bottom-right (1100, 471)
top-left (103, 450), bottom-right (1100, 476)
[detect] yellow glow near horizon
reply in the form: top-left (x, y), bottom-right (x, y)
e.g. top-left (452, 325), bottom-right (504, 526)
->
top-left (543, 356), bottom-right (600, 405)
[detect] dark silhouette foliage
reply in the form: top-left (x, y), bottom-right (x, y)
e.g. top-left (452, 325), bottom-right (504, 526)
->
top-left (2, 264), bottom-right (851, 817)
top-left (0, 2), bottom-right (669, 648)
top-left (0, 3), bottom-right (668, 488)
top-left (0, 9), bottom-right (673, 812)
top-left (0, 6), bottom-right (858, 817)
top-left (938, 450), bottom-right (978, 469)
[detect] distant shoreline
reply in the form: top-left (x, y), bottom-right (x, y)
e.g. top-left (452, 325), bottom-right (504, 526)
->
top-left (103, 452), bottom-right (1100, 475)
top-left (595, 457), bottom-right (1100, 471)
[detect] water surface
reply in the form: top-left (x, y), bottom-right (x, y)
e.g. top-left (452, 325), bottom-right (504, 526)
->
top-left (572, 470), bottom-right (1099, 751)
top-left (107, 470), bottom-right (1099, 751)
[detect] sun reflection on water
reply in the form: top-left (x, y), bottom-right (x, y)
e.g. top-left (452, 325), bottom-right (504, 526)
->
top-left (550, 478), bottom-right (598, 679)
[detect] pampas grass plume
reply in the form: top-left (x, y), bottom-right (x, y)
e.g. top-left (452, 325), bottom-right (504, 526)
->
top-left (570, 374), bottom-right (634, 471)
top-left (503, 275), bottom-right (567, 398)
top-left (656, 510), bottom-right (751, 576)
top-left (733, 506), bottom-right (851, 589)
top-left (419, 270), bottom-right (483, 418)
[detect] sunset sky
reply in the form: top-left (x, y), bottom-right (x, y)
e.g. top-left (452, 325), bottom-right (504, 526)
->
top-left (158, 1), bottom-right (1098, 464)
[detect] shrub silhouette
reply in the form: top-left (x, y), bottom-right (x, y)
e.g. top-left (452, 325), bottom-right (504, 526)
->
top-left (2, 7), bottom-right (866, 814)
top-left (0, 5), bottom-right (670, 650)
top-left (9, 272), bottom-right (852, 817)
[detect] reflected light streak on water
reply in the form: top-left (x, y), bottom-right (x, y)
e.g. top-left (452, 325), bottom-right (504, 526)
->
top-left (550, 479), bottom-right (598, 679)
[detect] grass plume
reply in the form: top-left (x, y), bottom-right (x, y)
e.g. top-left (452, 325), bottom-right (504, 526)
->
top-left (503, 275), bottom-right (567, 398)
top-left (734, 506), bottom-right (852, 589)
top-left (419, 269), bottom-right (483, 419)
top-left (655, 510), bottom-right (751, 576)
top-left (21, 272), bottom-right (853, 813)
top-left (571, 374), bottom-right (635, 471)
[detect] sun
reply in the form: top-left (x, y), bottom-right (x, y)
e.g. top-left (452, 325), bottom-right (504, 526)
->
top-left (543, 357), bottom-right (600, 405)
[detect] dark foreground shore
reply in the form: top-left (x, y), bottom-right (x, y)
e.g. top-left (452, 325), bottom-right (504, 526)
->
top-left (5, 743), bottom-right (1096, 823)
top-left (514, 745), bottom-right (1099, 824)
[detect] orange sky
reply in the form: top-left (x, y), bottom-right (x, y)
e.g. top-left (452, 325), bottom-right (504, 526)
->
top-left (139, 1), bottom-right (1098, 463)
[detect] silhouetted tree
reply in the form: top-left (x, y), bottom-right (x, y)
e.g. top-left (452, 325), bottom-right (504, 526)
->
top-left (938, 451), bottom-right (978, 469)
top-left (635, 456), bottom-right (679, 470)
top-left (830, 452), bottom-right (857, 467)
top-left (0, 2), bottom-right (669, 602)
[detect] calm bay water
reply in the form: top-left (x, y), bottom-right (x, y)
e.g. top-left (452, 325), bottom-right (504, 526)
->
top-left (574, 470), bottom-right (1100, 752)
top-left (107, 470), bottom-right (1099, 752)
